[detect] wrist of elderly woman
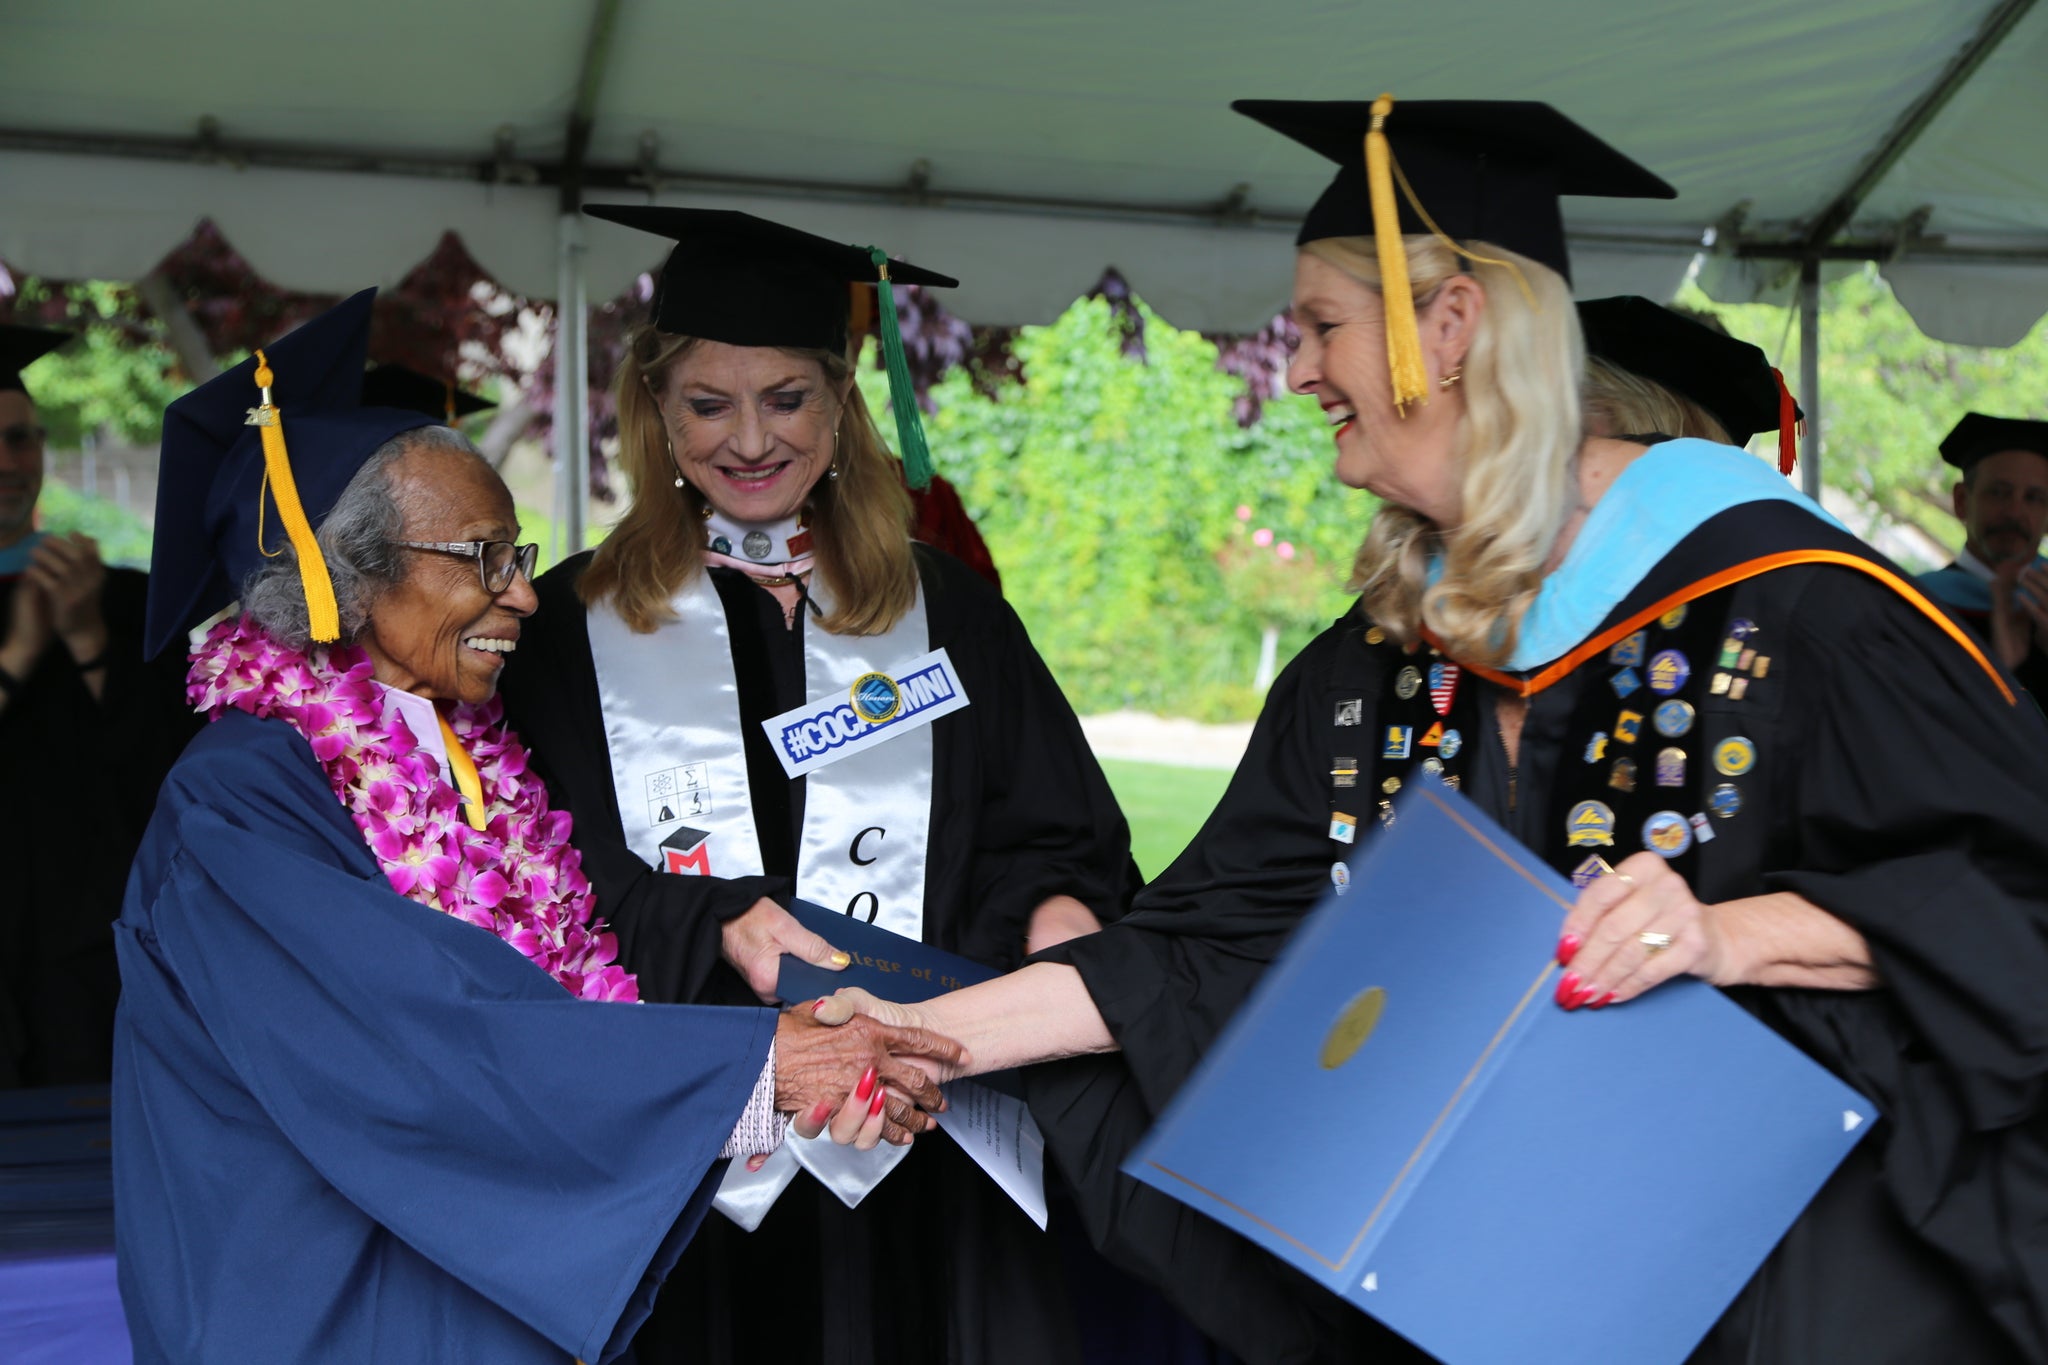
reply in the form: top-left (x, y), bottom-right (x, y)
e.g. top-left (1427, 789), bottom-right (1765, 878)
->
top-left (719, 1040), bottom-right (789, 1160)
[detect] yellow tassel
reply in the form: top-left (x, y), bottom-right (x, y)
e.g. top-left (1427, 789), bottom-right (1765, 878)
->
top-left (248, 350), bottom-right (342, 642)
top-left (437, 714), bottom-right (489, 832)
top-left (1364, 95), bottom-right (1431, 415)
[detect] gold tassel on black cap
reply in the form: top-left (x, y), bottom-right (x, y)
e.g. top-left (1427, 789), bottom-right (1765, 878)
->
top-left (1365, 94), bottom-right (1431, 415)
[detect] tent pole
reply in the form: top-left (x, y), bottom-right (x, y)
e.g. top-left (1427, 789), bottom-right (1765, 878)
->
top-left (1798, 257), bottom-right (1822, 500)
top-left (553, 210), bottom-right (590, 562)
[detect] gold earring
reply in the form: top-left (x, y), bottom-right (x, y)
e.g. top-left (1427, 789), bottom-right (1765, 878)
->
top-left (1439, 368), bottom-right (1464, 390)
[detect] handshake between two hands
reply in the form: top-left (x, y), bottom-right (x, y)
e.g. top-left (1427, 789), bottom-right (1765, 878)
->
top-left (723, 895), bottom-right (972, 1172)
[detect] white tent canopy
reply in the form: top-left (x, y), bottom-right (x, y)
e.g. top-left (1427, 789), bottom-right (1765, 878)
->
top-left (8, 0), bottom-right (2046, 332)
top-left (4, 0), bottom-right (2045, 530)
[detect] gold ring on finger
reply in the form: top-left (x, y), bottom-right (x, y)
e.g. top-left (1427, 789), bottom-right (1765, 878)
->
top-left (1638, 930), bottom-right (1674, 954)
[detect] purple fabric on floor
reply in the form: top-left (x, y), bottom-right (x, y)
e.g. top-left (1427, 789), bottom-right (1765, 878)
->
top-left (0, 1250), bottom-right (131, 1363)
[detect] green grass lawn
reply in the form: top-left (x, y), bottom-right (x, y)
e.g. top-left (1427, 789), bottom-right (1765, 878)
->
top-left (1099, 758), bottom-right (1234, 880)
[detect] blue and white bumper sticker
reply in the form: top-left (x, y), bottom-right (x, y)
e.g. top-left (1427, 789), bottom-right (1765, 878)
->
top-left (763, 647), bottom-right (972, 779)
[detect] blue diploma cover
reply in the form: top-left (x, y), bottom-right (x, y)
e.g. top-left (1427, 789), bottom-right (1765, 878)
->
top-left (776, 900), bottom-right (1019, 1098)
top-left (1126, 782), bottom-right (1874, 1365)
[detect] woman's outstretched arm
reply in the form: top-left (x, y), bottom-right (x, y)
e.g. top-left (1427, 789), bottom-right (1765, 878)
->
top-left (816, 961), bottom-right (1117, 1079)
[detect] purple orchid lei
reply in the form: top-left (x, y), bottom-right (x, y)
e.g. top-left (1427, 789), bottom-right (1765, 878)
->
top-left (187, 614), bottom-right (639, 1002)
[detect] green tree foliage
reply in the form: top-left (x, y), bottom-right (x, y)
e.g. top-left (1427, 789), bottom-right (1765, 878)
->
top-left (861, 296), bottom-right (1376, 719)
top-left (1682, 266), bottom-right (2048, 560)
top-left (11, 280), bottom-right (187, 448)
top-left (36, 479), bottom-right (155, 568)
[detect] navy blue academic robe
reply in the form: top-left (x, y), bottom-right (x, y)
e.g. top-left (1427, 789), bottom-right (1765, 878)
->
top-left (113, 709), bottom-right (776, 1364)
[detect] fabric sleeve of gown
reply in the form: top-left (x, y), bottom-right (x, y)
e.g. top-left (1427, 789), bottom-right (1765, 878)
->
top-left (92, 569), bottom-right (203, 829)
top-left (1024, 627), bottom-right (1416, 1365)
top-left (1038, 628), bottom-right (1347, 1111)
top-left (1757, 568), bottom-right (2048, 1355)
top-left (125, 717), bottom-right (776, 1364)
top-left (934, 554), bottom-right (1140, 962)
top-left (500, 557), bottom-right (788, 1005)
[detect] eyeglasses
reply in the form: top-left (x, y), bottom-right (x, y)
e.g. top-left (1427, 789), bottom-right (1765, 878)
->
top-left (398, 539), bottom-right (540, 594)
top-left (1, 423), bottom-right (48, 454)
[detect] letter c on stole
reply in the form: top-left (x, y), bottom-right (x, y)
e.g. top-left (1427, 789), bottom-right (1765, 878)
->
top-left (850, 826), bottom-right (885, 867)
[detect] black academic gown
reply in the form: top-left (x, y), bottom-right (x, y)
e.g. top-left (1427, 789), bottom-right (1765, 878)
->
top-left (0, 567), bottom-right (198, 1087)
top-left (1031, 500), bottom-right (2048, 1365)
top-left (500, 545), bottom-right (1145, 1365)
top-left (1928, 558), bottom-right (2048, 700)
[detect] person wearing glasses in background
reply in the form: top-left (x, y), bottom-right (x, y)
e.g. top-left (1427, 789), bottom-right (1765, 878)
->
top-left (1917, 415), bottom-right (2048, 699)
top-left (0, 323), bottom-right (197, 1089)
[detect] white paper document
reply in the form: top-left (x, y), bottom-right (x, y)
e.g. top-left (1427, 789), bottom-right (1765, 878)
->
top-left (935, 1079), bottom-right (1047, 1229)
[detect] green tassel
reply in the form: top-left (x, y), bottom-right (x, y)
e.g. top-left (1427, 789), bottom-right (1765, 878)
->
top-left (867, 246), bottom-right (934, 491)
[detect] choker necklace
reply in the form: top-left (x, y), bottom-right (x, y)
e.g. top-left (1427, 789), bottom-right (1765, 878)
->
top-left (704, 510), bottom-right (812, 567)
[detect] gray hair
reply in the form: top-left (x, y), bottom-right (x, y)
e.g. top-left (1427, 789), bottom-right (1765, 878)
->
top-left (241, 425), bottom-right (483, 648)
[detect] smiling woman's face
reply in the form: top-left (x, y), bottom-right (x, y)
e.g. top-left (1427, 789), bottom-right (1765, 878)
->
top-left (1285, 250), bottom-right (1474, 525)
top-left (359, 445), bottom-right (537, 705)
top-left (656, 341), bottom-right (846, 523)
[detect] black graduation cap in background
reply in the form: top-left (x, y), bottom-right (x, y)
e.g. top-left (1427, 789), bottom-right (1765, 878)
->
top-left (148, 289), bottom-right (433, 659)
top-left (0, 324), bottom-right (74, 395)
top-left (581, 204), bottom-right (959, 488)
top-left (1579, 296), bottom-right (1801, 462)
top-left (361, 363), bottom-right (496, 423)
top-left (582, 205), bottom-right (958, 354)
top-left (1232, 98), bottom-right (1675, 282)
top-left (1939, 413), bottom-right (2048, 475)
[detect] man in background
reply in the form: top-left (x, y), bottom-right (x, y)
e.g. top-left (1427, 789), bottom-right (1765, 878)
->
top-left (0, 324), bottom-right (197, 1087)
top-left (1917, 414), bottom-right (2048, 698)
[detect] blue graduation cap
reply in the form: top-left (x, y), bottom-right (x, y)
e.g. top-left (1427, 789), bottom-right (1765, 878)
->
top-left (146, 289), bottom-right (434, 659)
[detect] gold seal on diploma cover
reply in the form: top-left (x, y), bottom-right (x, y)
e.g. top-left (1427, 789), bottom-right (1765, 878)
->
top-left (1321, 986), bottom-right (1388, 1069)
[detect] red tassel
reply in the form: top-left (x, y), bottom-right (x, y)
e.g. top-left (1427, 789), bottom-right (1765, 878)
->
top-left (1772, 367), bottom-right (1799, 478)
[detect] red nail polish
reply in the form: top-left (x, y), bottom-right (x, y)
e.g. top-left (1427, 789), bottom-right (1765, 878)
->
top-left (855, 1065), bottom-right (877, 1102)
top-left (1567, 985), bottom-right (1598, 1010)
top-left (808, 1100), bottom-right (833, 1125)
top-left (1557, 933), bottom-right (1582, 966)
top-left (1554, 971), bottom-right (1581, 1006)
top-left (810, 998), bottom-right (827, 1014)
top-left (1590, 991), bottom-right (1616, 1009)
top-left (869, 1087), bottom-right (887, 1117)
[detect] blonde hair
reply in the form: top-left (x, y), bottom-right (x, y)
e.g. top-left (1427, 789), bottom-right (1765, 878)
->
top-left (1583, 357), bottom-right (1730, 445)
top-left (1314, 235), bottom-right (1584, 667)
top-left (578, 326), bottom-right (917, 636)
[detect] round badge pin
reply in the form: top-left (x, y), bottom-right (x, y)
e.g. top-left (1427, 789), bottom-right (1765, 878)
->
top-left (741, 530), bottom-right (774, 560)
top-left (1658, 604), bottom-right (1688, 630)
top-left (1729, 617), bottom-right (1760, 641)
top-left (1331, 862), bottom-right (1352, 894)
top-left (1653, 698), bottom-right (1695, 738)
top-left (1709, 782), bottom-right (1743, 819)
top-left (1648, 649), bottom-right (1691, 696)
top-left (848, 672), bottom-right (904, 724)
top-left (1420, 756), bottom-right (1445, 776)
top-left (1567, 800), bottom-right (1617, 847)
top-left (710, 534), bottom-right (734, 555)
top-left (1713, 736), bottom-right (1757, 777)
top-left (1365, 626), bottom-right (1387, 645)
top-left (1394, 666), bottom-right (1422, 700)
top-left (1642, 810), bottom-right (1693, 858)
top-left (1381, 776), bottom-right (1403, 795)
top-left (1438, 729), bottom-right (1463, 761)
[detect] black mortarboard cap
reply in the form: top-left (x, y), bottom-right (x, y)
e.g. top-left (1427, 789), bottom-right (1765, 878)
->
top-left (148, 289), bottom-right (433, 658)
top-left (361, 363), bottom-right (496, 422)
top-left (1578, 296), bottom-right (1800, 448)
top-left (583, 204), bottom-right (959, 488)
top-left (581, 205), bottom-right (958, 353)
top-left (1232, 99), bottom-right (1675, 282)
top-left (0, 324), bottom-right (73, 395)
top-left (1941, 413), bottom-right (2048, 474)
